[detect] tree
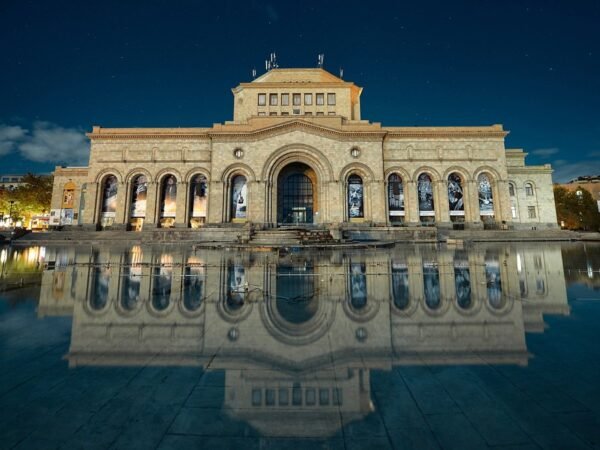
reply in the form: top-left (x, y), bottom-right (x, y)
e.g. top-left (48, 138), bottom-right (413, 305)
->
top-left (554, 185), bottom-right (600, 231)
top-left (0, 173), bottom-right (53, 227)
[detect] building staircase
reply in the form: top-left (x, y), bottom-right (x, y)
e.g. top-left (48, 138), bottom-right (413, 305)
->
top-left (250, 227), bottom-right (336, 246)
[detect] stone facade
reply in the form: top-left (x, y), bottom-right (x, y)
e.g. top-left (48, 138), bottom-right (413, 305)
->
top-left (50, 68), bottom-right (559, 230)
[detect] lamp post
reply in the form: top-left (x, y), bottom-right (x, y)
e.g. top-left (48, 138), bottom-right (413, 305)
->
top-left (8, 200), bottom-right (15, 228)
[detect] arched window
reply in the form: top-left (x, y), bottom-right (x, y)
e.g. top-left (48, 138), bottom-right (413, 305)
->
top-left (387, 174), bottom-right (404, 222)
top-left (159, 175), bottom-right (177, 228)
top-left (100, 175), bottom-right (118, 228)
top-left (525, 183), bottom-right (534, 196)
top-left (508, 183), bottom-right (516, 197)
top-left (478, 173), bottom-right (494, 217)
top-left (348, 174), bottom-right (364, 219)
top-left (183, 256), bottom-right (205, 312)
top-left (485, 253), bottom-right (503, 309)
top-left (130, 175), bottom-right (148, 228)
top-left (391, 261), bottom-right (409, 310)
top-left (151, 254), bottom-right (172, 311)
top-left (120, 246), bottom-right (142, 311)
top-left (189, 174), bottom-right (208, 227)
top-left (454, 252), bottom-right (472, 309)
top-left (417, 173), bottom-right (435, 221)
top-left (423, 262), bottom-right (440, 309)
top-left (447, 173), bottom-right (465, 219)
top-left (230, 175), bottom-right (248, 221)
top-left (226, 263), bottom-right (246, 307)
top-left (349, 262), bottom-right (367, 310)
top-left (90, 251), bottom-right (110, 311)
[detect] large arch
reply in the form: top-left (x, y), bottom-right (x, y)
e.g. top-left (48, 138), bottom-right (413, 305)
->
top-left (263, 146), bottom-right (333, 225)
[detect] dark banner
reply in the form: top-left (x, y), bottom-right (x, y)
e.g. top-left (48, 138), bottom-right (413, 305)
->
top-left (131, 176), bottom-right (147, 218)
top-left (101, 176), bottom-right (118, 216)
top-left (485, 256), bottom-right (503, 307)
top-left (161, 176), bottom-right (177, 218)
top-left (448, 173), bottom-right (465, 215)
top-left (478, 174), bottom-right (494, 215)
top-left (388, 175), bottom-right (405, 215)
top-left (348, 176), bottom-right (364, 218)
top-left (391, 262), bottom-right (409, 309)
top-left (191, 176), bottom-right (208, 218)
top-left (232, 177), bottom-right (247, 219)
top-left (423, 263), bottom-right (440, 308)
top-left (418, 174), bottom-right (434, 214)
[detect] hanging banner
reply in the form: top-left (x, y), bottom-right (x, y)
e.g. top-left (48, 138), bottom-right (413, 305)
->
top-left (348, 176), bottom-right (364, 218)
top-left (418, 174), bottom-right (434, 215)
top-left (391, 262), bottom-right (409, 309)
top-left (423, 262), bottom-right (440, 308)
top-left (101, 176), bottom-right (118, 217)
top-left (231, 177), bottom-right (247, 219)
top-left (60, 209), bottom-right (73, 225)
top-left (478, 174), bottom-right (495, 216)
top-left (485, 256), bottom-right (503, 307)
top-left (161, 176), bottom-right (177, 218)
top-left (191, 176), bottom-right (208, 218)
top-left (388, 175), bottom-right (405, 216)
top-left (454, 258), bottom-right (471, 308)
top-left (448, 173), bottom-right (465, 216)
top-left (131, 176), bottom-right (147, 218)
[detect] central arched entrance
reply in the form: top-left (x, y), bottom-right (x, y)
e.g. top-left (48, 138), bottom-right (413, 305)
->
top-left (277, 163), bottom-right (317, 225)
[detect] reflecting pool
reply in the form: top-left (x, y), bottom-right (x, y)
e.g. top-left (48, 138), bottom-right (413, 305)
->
top-left (1, 242), bottom-right (599, 449)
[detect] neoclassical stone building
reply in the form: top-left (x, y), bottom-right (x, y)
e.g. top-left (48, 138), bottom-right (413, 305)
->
top-left (50, 68), bottom-right (558, 230)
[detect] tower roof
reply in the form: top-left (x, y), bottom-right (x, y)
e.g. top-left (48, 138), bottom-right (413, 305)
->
top-left (251, 68), bottom-right (345, 84)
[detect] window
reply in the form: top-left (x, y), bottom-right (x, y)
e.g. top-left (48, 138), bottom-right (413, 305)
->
top-left (316, 111), bottom-right (324, 116)
top-left (328, 111), bottom-right (335, 115)
top-left (269, 93), bottom-right (278, 106)
top-left (293, 109), bottom-right (301, 115)
top-left (316, 93), bottom-right (324, 105)
top-left (258, 93), bottom-right (266, 106)
top-left (304, 93), bottom-right (313, 105)
top-left (525, 183), bottom-right (534, 196)
top-left (281, 112), bottom-right (289, 116)
top-left (509, 183), bottom-right (515, 196)
top-left (258, 112), bottom-right (266, 116)
top-left (269, 112), bottom-right (277, 116)
top-left (511, 206), bottom-right (518, 219)
top-left (293, 93), bottom-right (301, 106)
top-left (305, 111), bottom-right (312, 116)
top-left (528, 206), bottom-right (536, 218)
top-left (327, 93), bottom-right (336, 105)
top-left (281, 93), bottom-right (289, 106)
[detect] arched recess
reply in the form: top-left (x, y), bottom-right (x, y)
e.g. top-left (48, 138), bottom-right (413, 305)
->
top-left (340, 163), bottom-right (375, 222)
top-left (474, 170), bottom-right (499, 221)
top-left (188, 173), bottom-right (209, 227)
top-left (447, 171), bottom-right (467, 223)
top-left (263, 145), bottom-right (333, 225)
top-left (96, 172), bottom-right (120, 228)
top-left (414, 170), bottom-right (437, 224)
top-left (125, 168), bottom-right (153, 184)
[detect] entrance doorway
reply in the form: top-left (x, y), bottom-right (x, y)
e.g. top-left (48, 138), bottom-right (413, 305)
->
top-left (277, 163), bottom-right (316, 225)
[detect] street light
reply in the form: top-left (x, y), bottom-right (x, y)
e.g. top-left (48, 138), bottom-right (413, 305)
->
top-left (8, 200), bottom-right (15, 227)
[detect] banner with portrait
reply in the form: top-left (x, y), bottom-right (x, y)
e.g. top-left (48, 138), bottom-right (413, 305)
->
top-left (227, 263), bottom-right (246, 304)
top-left (160, 176), bottom-right (177, 218)
top-left (423, 262), bottom-right (440, 308)
top-left (231, 176), bottom-right (247, 219)
top-left (478, 173), bottom-right (494, 216)
top-left (388, 174), bottom-right (405, 216)
top-left (453, 257), bottom-right (472, 308)
top-left (190, 175), bottom-right (208, 218)
top-left (349, 262), bottom-right (367, 309)
top-left (485, 255), bottom-right (503, 307)
top-left (60, 208), bottom-right (73, 225)
top-left (348, 175), bottom-right (364, 218)
top-left (448, 173), bottom-right (465, 216)
top-left (418, 173), bottom-right (435, 215)
top-left (130, 176), bottom-right (147, 218)
top-left (101, 176), bottom-right (118, 217)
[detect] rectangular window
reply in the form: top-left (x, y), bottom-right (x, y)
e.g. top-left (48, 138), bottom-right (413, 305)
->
top-left (265, 389), bottom-right (275, 406)
top-left (251, 388), bottom-right (262, 406)
top-left (327, 93), bottom-right (336, 105)
top-left (293, 109), bottom-right (301, 115)
top-left (316, 111), bottom-right (324, 116)
top-left (281, 93), bottom-right (289, 106)
top-left (319, 388), bottom-right (329, 405)
top-left (328, 111), bottom-right (335, 115)
top-left (258, 93), bottom-right (266, 106)
top-left (528, 206), bottom-right (536, 219)
top-left (316, 93), bottom-right (324, 105)
top-left (305, 112), bottom-right (312, 116)
top-left (258, 112), bottom-right (266, 116)
top-left (269, 93), bottom-right (278, 106)
top-left (511, 206), bottom-right (517, 219)
top-left (525, 185), bottom-right (534, 196)
top-left (269, 112), bottom-right (277, 116)
top-left (304, 93), bottom-right (313, 105)
top-left (281, 111), bottom-right (289, 116)
top-left (305, 388), bottom-right (316, 406)
top-left (278, 388), bottom-right (289, 406)
top-left (293, 93), bottom-right (301, 106)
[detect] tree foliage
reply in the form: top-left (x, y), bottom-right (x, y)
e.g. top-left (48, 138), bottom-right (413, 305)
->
top-left (0, 173), bottom-right (53, 225)
top-left (554, 185), bottom-right (600, 231)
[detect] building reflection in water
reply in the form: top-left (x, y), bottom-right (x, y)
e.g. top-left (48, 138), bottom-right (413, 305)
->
top-left (30, 242), bottom-right (580, 437)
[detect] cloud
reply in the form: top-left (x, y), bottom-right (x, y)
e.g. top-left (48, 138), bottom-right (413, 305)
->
top-left (531, 147), bottom-right (560, 157)
top-left (0, 125), bottom-right (26, 156)
top-left (0, 121), bottom-right (89, 165)
top-left (551, 159), bottom-right (600, 183)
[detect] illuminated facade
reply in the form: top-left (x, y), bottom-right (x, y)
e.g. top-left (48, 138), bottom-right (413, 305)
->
top-left (50, 68), bottom-right (558, 231)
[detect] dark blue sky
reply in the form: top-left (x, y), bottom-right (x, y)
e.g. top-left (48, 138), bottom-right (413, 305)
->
top-left (1, 0), bottom-right (599, 181)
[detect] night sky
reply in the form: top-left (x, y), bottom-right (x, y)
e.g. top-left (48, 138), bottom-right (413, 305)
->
top-left (1, 0), bottom-right (598, 181)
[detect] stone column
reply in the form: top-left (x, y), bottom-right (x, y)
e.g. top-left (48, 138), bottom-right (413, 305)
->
top-left (467, 180), bottom-right (483, 229)
top-left (370, 179), bottom-right (386, 225)
top-left (208, 180), bottom-right (225, 224)
top-left (112, 181), bottom-right (128, 230)
top-left (495, 179), bottom-right (511, 226)
top-left (406, 181), bottom-right (419, 225)
top-left (436, 180), bottom-right (451, 229)
top-left (144, 181), bottom-right (158, 228)
top-left (81, 182), bottom-right (99, 230)
top-left (175, 181), bottom-right (188, 228)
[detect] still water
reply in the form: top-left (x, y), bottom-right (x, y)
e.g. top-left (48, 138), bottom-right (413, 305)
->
top-left (0, 242), bottom-right (599, 449)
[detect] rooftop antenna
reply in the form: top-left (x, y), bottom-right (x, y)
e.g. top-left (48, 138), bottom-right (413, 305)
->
top-left (265, 52), bottom-right (279, 71)
top-left (252, 67), bottom-right (257, 78)
top-left (339, 67), bottom-right (344, 79)
top-left (317, 53), bottom-right (324, 68)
